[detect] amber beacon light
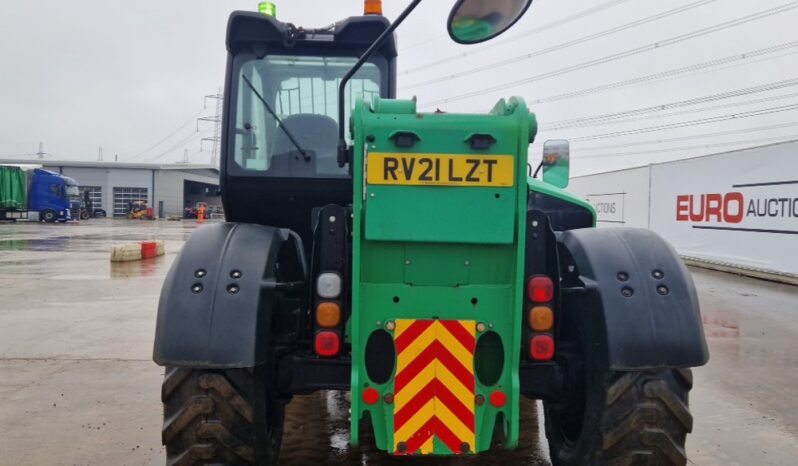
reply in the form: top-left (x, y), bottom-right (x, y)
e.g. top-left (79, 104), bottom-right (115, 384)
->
top-left (364, 0), bottom-right (383, 15)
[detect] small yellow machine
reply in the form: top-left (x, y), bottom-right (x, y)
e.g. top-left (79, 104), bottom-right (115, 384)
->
top-left (127, 200), bottom-right (153, 220)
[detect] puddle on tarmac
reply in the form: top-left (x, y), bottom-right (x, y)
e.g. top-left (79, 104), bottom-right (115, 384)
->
top-left (279, 391), bottom-right (551, 466)
top-left (110, 258), bottom-right (165, 279)
top-left (49, 274), bottom-right (110, 280)
top-left (0, 237), bottom-right (71, 251)
top-left (0, 236), bottom-right (118, 253)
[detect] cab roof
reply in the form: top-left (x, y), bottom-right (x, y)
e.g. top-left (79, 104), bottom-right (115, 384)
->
top-left (226, 11), bottom-right (397, 58)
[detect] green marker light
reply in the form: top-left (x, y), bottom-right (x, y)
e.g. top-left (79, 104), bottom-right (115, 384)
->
top-left (258, 2), bottom-right (276, 18)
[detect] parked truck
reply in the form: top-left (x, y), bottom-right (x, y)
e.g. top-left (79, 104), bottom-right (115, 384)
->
top-left (0, 166), bottom-right (78, 222)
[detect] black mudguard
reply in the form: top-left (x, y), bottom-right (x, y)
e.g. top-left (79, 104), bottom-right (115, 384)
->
top-left (153, 222), bottom-right (302, 368)
top-left (559, 228), bottom-right (709, 370)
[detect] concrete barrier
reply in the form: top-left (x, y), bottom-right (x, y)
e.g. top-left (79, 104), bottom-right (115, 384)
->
top-left (111, 240), bottom-right (165, 262)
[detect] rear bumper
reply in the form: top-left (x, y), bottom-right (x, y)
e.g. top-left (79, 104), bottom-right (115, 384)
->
top-left (276, 353), bottom-right (563, 400)
top-left (276, 351), bottom-right (564, 456)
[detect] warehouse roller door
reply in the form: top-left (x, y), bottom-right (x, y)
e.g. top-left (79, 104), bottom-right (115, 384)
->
top-left (79, 186), bottom-right (102, 208)
top-left (113, 187), bottom-right (148, 217)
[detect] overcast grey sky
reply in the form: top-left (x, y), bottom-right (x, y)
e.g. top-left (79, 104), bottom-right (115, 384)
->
top-left (1, 0), bottom-right (797, 175)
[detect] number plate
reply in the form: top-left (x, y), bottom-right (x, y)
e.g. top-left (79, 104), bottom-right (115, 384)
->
top-left (367, 153), bottom-right (514, 187)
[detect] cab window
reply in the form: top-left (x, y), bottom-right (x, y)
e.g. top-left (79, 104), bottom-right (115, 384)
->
top-left (232, 54), bottom-right (382, 177)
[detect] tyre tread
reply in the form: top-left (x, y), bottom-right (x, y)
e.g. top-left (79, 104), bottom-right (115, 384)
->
top-left (641, 428), bottom-right (685, 465)
top-left (602, 370), bottom-right (691, 466)
top-left (605, 372), bottom-right (641, 405)
top-left (162, 368), bottom-right (281, 466)
top-left (162, 396), bottom-right (214, 444)
top-left (198, 421), bottom-right (255, 462)
top-left (199, 373), bottom-right (254, 423)
top-left (546, 368), bottom-right (693, 466)
top-left (643, 380), bottom-right (693, 432)
top-left (167, 443), bottom-right (215, 466)
top-left (162, 367), bottom-right (192, 400)
top-left (601, 402), bottom-right (658, 450)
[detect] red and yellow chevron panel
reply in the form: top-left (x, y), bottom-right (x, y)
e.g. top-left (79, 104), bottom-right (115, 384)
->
top-left (392, 319), bottom-right (476, 455)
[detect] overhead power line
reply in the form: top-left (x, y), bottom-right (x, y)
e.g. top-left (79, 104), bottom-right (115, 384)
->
top-left (544, 77), bottom-right (798, 128)
top-left (492, 0), bottom-right (634, 46)
top-left (400, 0), bottom-right (633, 71)
top-left (177, 148), bottom-right (205, 164)
top-left (405, 0), bottom-right (717, 87)
top-left (567, 103), bottom-right (798, 142)
top-left (423, 1), bottom-right (798, 106)
top-left (574, 134), bottom-right (798, 160)
top-left (127, 107), bottom-right (206, 161)
top-left (140, 127), bottom-right (213, 163)
top-left (569, 121), bottom-right (798, 152)
top-left (545, 90), bottom-right (798, 131)
top-left (424, 40), bottom-right (798, 109)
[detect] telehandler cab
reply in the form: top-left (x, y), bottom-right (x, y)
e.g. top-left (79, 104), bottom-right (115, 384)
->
top-left (154, 1), bottom-right (708, 464)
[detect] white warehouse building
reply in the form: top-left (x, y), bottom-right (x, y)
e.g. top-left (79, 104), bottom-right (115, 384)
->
top-left (0, 159), bottom-right (221, 218)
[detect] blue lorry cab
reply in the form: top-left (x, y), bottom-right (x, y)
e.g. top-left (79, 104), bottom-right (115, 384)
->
top-left (28, 169), bottom-right (75, 222)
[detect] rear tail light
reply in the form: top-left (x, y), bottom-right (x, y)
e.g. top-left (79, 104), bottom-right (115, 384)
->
top-left (530, 334), bottom-right (555, 361)
top-left (527, 276), bottom-right (554, 303)
top-left (315, 331), bottom-right (340, 357)
top-left (529, 306), bottom-right (554, 331)
top-left (316, 302), bottom-right (341, 328)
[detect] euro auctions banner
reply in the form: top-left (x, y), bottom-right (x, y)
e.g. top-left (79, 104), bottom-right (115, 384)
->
top-left (650, 141), bottom-right (798, 276)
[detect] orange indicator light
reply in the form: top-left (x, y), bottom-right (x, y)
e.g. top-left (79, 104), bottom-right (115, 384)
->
top-left (529, 306), bottom-right (554, 332)
top-left (316, 302), bottom-right (341, 328)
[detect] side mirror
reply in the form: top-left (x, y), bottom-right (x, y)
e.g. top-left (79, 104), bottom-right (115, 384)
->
top-left (448, 0), bottom-right (533, 44)
top-left (541, 140), bottom-right (570, 189)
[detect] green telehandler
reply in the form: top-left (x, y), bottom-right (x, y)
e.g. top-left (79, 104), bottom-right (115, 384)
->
top-left (153, 1), bottom-right (708, 464)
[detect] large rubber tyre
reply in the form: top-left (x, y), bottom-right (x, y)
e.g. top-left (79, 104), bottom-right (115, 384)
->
top-left (544, 367), bottom-right (693, 466)
top-left (162, 366), bottom-right (285, 466)
top-left (41, 209), bottom-right (57, 223)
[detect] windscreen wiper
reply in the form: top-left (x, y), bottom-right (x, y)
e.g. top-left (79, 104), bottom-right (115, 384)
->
top-left (241, 75), bottom-right (311, 162)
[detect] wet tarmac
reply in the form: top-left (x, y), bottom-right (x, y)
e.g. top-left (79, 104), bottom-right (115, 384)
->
top-left (0, 219), bottom-right (796, 465)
